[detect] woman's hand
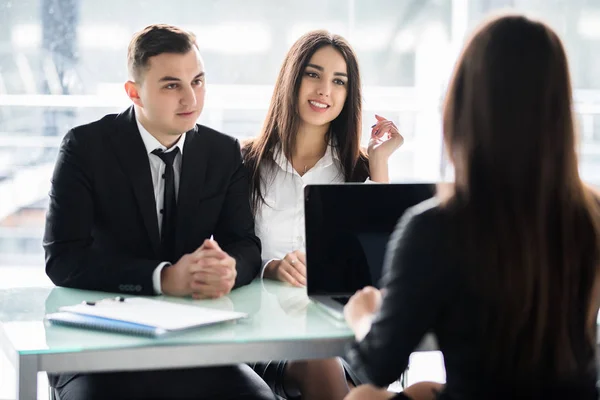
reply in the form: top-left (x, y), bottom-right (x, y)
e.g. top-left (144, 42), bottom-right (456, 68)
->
top-left (344, 286), bottom-right (383, 341)
top-left (368, 115), bottom-right (404, 182)
top-left (264, 250), bottom-right (307, 287)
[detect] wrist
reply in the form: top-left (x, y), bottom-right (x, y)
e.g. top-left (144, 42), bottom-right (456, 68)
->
top-left (264, 259), bottom-right (279, 279)
top-left (369, 157), bottom-right (389, 183)
top-left (160, 265), bottom-right (179, 296)
top-left (160, 266), bottom-right (171, 295)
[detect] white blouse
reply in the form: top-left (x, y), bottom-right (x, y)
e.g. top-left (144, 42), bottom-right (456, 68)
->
top-left (255, 145), bottom-right (346, 276)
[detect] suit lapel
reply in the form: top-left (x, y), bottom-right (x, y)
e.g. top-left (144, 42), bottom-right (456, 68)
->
top-left (109, 107), bottom-right (162, 258)
top-left (175, 126), bottom-right (209, 256)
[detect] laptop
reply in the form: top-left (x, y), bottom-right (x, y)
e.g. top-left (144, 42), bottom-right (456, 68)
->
top-left (304, 183), bottom-right (436, 318)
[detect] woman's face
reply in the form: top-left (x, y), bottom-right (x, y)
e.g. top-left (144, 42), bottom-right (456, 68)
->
top-left (297, 45), bottom-right (349, 130)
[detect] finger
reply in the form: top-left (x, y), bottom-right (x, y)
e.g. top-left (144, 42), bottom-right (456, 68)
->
top-left (191, 292), bottom-right (212, 300)
top-left (191, 273), bottom-right (207, 285)
top-left (191, 249), bottom-right (227, 263)
top-left (193, 261), bottom-right (236, 279)
top-left (370, 123), bottom-right (383, 136)
top-left (290, 259), bottom-right (307, 280)
top-left (294, 250), bottom-right (306, 266)
top-left (191, 271), bottom-right (224, 284)
top-left (197, 239), bottom-right (211, 251)
top-left (278, 265), bottom-right (303, 287)
top-left (196, 250), bottom-right (228, 260)
top-left (282, 254), bottom-right (303, 276)
top-left (191, 281), bottom-right (231, 297)
top-left (375, 114), bottom-right (386, 121)
top-left (384, 122), bottom-right (401, 137)
top-left (204, 257), bottom-right (236, 272)
top-left (361, 286), bottom-right (379, 296)
top-left (371, 121), bottom-right (393, 138)
top-left (193, 243), bottom-right (226, 256)
top-left (374, 121), bottom-right (396, 138)
top-left (283, 252), bottom-right (299, 265)
top-left (284, 252), bottom-right (305, 274)
top-left (281, 261), bottom-right (306, 286)
top-left (189, 280), bottom-right (218, 297)
top-left (376, 120), bottom-right (396, 129)
top-left (198, 257), bottom-right (230, 270)
top-left (191, 262), bottom-right (233, 278)
top-left (199, 238), bottom-right (222, 252)
top-left (204, 238), bottom-right (222, 251)
top-left (191, 281), bottom-right (219, 295)
top-left (192, 289), bottom-right (221, 300)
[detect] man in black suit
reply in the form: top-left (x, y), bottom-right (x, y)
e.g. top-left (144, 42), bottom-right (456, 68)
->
top-left (43, 24), bottom-right (275, 400)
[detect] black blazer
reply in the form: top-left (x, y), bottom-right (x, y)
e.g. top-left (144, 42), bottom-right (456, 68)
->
top-left (345, 199), bottom-right (598, 399)
top-left (43, 106), bottom-right (261, 296)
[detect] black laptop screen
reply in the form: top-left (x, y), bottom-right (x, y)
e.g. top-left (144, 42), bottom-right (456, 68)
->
top-left (304, 183), bottom-right (436, 295)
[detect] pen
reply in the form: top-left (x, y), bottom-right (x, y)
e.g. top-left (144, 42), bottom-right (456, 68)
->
top-left (82, 296), bottom-right (126, 306)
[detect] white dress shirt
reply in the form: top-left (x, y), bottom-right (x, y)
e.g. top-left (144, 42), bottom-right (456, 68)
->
top-left (255, 145), bottom-right (347, 277)
top-left (136, 118), bottom-right (186, 294)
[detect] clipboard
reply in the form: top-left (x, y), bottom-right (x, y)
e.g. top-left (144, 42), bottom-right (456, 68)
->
top-left (45, 297), bottom-right (247, 337)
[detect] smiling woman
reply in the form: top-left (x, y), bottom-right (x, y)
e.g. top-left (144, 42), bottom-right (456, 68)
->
top-left (242, 29), bottom-right (404, 400)
top-left (297, 46), bottom-right (349, 127)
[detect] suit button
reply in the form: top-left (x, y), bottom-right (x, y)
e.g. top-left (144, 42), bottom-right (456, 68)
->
top-left (135, 285), bottom-right (142, 292)
top-left (118, 285), bottom-right (125, 291)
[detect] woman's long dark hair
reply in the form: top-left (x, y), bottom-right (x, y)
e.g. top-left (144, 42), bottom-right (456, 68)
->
top-left (243, 30), bottom-right (368, 213)
top-left (442, 14), bottom-right (600, 380)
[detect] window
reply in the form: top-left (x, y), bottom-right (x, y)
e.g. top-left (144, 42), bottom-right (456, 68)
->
top-left (1, 0), bottom-right (599, 268)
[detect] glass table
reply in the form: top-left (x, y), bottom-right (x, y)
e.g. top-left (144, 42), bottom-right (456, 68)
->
top-left (0, 279), bottom-right (354, 400)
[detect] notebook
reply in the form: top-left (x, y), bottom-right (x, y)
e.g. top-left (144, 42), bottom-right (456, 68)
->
top-left (45, 297), bottom-right (247, 337)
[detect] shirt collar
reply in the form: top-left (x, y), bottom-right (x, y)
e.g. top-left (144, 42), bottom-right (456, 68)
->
top-left (272, 141), bottom-right (339, 171)
top-left (136, 117), bottom-right (186, 156)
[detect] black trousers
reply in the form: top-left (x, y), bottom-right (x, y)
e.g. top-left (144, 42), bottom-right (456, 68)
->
top-left (53, 364), bottom-right (276, 400)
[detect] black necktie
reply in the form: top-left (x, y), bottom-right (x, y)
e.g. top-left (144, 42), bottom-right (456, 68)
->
top-left (152, 147), bottom-right (180, 262)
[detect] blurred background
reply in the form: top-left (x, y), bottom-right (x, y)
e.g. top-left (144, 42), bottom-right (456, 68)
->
top-left (1, 1), bottom-right (600, 398)
top-left (0, 0), bottom-right (599, 272)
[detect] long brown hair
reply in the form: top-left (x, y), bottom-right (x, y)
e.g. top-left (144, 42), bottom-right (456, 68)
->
top-left (243, 30), bottom-right (368, 213)
top-left (442, 14), bottom-right (600, 380)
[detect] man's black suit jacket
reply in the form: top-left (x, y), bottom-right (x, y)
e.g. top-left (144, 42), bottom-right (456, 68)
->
top-left (43, 106), bottom-right (261, 296)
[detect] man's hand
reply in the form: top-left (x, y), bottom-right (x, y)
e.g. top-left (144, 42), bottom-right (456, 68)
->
top-left (264, 250), bottom-right (306, 287)
top-left (189, 239), bottom-right (237, 299)
top-left (160, 252), bottom-right (203, 297)
top-left (160, 239), bottom-right (237, 299)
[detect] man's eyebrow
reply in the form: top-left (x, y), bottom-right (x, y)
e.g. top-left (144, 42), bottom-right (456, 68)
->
top-left (158, 72), bottom-right (205, 82)
top-left (158, 76), bottom-right (181, 82)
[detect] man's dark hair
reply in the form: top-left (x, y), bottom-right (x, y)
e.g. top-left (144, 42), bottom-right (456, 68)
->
top-left (127, 24), bottom-right (198, 81)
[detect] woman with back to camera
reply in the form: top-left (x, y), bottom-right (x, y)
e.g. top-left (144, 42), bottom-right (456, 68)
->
top-left (342, 13), bottom-right (600, 400)
top-left (243, 30), bottom-right (404, 400)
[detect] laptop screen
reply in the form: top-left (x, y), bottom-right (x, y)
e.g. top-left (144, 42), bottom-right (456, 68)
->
top-left (304, 183), bottom-right (436, 295)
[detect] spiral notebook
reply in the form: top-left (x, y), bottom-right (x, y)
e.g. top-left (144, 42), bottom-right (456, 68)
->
top-left (45, 297), bottom-right (247, 337)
